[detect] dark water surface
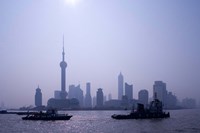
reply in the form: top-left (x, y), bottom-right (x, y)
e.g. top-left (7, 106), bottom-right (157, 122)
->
top-left (0, 109), bottom-right (200, 133)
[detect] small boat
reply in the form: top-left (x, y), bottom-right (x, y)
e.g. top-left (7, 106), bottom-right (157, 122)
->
top-left (0, 110), bottom-right (8, 114)
top-left (112, 97), bottom-right (170, 120)
top-left (0, 110), bottom-right (37, 115)
top-left (22, 109), bottom-right (72, 121)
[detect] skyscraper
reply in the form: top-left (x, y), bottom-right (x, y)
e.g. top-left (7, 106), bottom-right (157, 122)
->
top-left (153, 81), bottom-right (167, 107)
top-left (125, 82), bottom-right (133, 100)
top-left (84, 82), bottom-right (92, 108)
top-left (108, 93), bottom-right (112, 101)
top-left (35, 86), bottom-right (42, 107)
top-left (138, 89), bottom-right (149, 108)
top-left (118, 72), bottom-right (124, 100)
top-left (54, 90), bottom-right (61, 99)
top-left (166, 92), bottom-right (177, 109)
top-left (182, 98), bottom-right (196, 109)
top-left (68, 84), bottom-right (84, 107)
top-left (60, 36), bottom-right (67, 99)
top-left (93, 96), bottom-right (96, 107)
top-left (96, 88), bottom-right (104, 107)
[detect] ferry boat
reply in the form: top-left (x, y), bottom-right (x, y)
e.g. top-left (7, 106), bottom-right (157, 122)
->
top-left (112, 97), bottom-right (170, 120)
top-left (22, 109), bottom-right (72, 121)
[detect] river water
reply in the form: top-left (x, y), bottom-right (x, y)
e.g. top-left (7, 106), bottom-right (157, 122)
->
top-left (0, 109), bottom-right (200, 133)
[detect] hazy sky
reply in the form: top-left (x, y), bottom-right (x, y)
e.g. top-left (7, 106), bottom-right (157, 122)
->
top-left (0, 0), bottom-right (200, 108)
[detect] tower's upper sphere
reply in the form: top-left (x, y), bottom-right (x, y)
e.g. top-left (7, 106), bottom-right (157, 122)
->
top-left (60, 61), bottom-right (67, 68)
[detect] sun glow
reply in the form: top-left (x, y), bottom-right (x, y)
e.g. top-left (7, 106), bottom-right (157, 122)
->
top-left (65, 0), bottom-right (81, 6)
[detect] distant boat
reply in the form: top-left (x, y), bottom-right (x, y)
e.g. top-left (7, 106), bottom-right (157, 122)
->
top-left (22, 109), bottom-right (72, 121)
top-left (0, 110), bottom-right (38, 115)
top-left (112, 98), bottom-right (170, 120)
top-left (0, 110), bottom-right (7, 114)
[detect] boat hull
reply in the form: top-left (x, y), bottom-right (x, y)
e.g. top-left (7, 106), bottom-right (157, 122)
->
top-left (112, 112), bottom-right (170, 120)
top-left (22, 115), bottom-right (72, 121)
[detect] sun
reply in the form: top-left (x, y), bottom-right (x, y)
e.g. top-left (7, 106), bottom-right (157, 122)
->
top-left (65, 0), bottom-right (80, 6)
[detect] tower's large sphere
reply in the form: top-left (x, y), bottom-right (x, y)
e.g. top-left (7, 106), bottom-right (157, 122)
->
top-left (60, 61), bottom-right (67, 68)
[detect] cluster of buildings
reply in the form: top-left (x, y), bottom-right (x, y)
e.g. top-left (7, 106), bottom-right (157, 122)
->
top-left (34, 38), bottom-right (197, 110)
top-left (103, 75), bottom-right (177, 109)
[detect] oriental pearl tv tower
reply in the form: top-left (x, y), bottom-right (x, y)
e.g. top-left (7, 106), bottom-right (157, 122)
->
top-left (60, 36), bottom-right (67, 99)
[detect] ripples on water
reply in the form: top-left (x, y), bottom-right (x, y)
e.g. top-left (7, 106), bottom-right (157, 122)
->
top-left (0, 109), bottom-right (200, 133)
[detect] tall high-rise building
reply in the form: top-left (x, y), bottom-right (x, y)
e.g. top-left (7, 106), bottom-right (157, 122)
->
top-left (108, 93), bottom-right (112, 101)
top-left (153, 81), bottom-right (167, 107)
top-left (54, 90), bottom-right (61, 99)
top-left (182, 98), bottom-right (196, 109)
top-left (104, 95), bottom-right (107, 103)
top-left (138, 89), bottom-right (149, 108)
top-left (60, 36), bottom-right (67, 99)
top-left (68, 84), bottom-right (84, 107)
top-left (166, 92), bottom-right (177, 109)
top-left (93, 96), bottom-right (96, 107)
top-left (85, 82), bottom-right (92, 108)
top-left (125, 82), bottom-right (133, 100)
top-left (96, 88), bottom-right (104, 107)
top-left (35, 86), bottom-right (42, 107)
top-left (118, 72), bottom-right (124, 100)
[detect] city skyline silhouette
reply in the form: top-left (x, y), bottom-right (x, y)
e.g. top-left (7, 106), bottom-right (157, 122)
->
top-left (0, 0), bottom-right (200, 108)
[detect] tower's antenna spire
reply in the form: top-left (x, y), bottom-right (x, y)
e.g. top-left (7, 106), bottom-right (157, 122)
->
top-left (62, 34), bottom-right (65, 61)
top-left (63, 34), bottom-right (64, 51)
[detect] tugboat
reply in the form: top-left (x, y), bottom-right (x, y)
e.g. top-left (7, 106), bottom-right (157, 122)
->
top-left (22, 109), bottom-right (72, 121)
top-left (112, 95), bottom-right (170, 120)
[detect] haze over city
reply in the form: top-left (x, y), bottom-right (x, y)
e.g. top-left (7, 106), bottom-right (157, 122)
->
top-left (0, 0), bottom-right (200, 108)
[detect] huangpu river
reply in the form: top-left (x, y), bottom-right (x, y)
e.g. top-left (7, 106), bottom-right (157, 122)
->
top-left (0, 109), bottom-right (200, 133)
